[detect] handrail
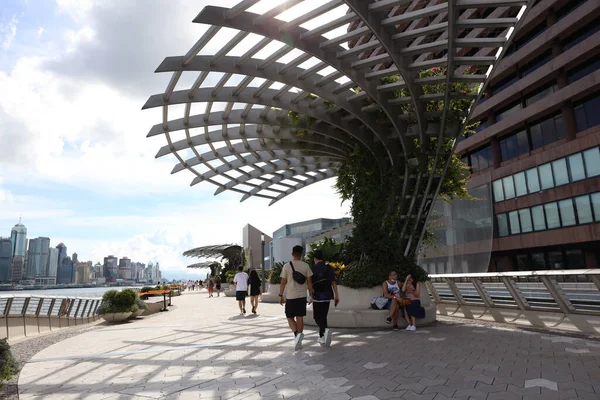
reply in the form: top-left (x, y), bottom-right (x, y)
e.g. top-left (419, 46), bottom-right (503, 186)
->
top-left (427, 269), bottom-right (600, 335)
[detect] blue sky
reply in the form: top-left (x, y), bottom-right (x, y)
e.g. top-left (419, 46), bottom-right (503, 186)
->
top-left (0, 0), bottom-right (351, 279)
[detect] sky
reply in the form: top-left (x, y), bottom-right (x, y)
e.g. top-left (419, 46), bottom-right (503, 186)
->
top-left (0, 0), bottom-right (352, 280)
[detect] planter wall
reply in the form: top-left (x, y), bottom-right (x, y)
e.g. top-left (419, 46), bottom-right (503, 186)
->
top-left (101, 312), bottom-right (132, 323)
top-left (305, 285), bottom-right (436, 328)
top-left (261, 283), bottom-right (280, 303)
top-left (223, 286), bottom-right (236, 297)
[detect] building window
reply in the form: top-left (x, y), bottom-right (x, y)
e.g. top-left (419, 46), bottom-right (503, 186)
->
top-left (493, 180), bottom-right (504, 202)
top-left (519, 208), bottom-right (533, 233)
top-left (520, 51), bottom-right (552, 77)
top-left (524, 82), bottom-right (557, 107)
top-left (509, 210), bottom-right (521, 235)
top-left (592, 193), bottom-right (600, 222)
top-left (568, 153), bottom-right (586, 182)
top-left (544, 202), bottom-right (561, 229)
top-left (548, 251), bottom-right (565, 269)
top-left (565, 250), bottom-right (585, 269)
top-left (497, 214), bottom-right (509, 237)
top-left (567, 56), bottom-right (600, 84)
top-left (558, 199), bottom-right (576, 227)
top-left (552, 158), bottom-right (569, 186)
top-left (575, 195), bottom-right (593, 224)
top-left (574, 93), bottom-right (600, 132)
top-left (496, 102), bottom-right (522, 122)
top-left (503, 176), bottom-right (515, 200)
top-left (562, 22), bottom-right (600, 51)
top-left (491, 73), bottom-right (518, 96)
top-left (532, 252), bottom-right (545, 269)
top-left (464, 145), bottom-right (493, 174)
top-left (529, 113), bottom-right (565, 150)
top-left (583, 147), bottom-right (600, 177)
top-left (531, 205), bottom-right (546, 231)
top-left (539, 163), bottom-right (554, 190)
top-left (526, 167), bottom-right (540, 193)
top-left (500, 130), bottom-right (529, 161)
top-left (513, 21), bottom-right (547, 50)
top-left (557, 0), bottom-right (585, 20)
top-left (513, 172), bottom-right (527, 197)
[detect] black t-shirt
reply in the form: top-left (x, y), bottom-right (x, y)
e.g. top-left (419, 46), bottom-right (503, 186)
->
top-left (311, 262), bottom-right (335, 301)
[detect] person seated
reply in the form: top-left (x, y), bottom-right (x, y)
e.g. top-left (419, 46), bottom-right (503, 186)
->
top-left (401, 273), bottom-right (425, 331)
top-left (383, 271), bottom-right (402, 330)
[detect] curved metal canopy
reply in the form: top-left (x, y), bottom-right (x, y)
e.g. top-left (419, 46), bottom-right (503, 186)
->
top-left (145, 0), bottom-right (532, 253)
top-left (183, 244), bottom-right (242, 259)
top-left (186, 261), bottom-right (222, 269)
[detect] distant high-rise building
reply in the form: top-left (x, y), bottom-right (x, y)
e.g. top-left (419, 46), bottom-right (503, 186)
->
top-left (10, 220), bottom-right (27, 258)
top-left (47, 247), bottom-right (59, 278)
top-left (72, 252), bottom-right (78, 264)
top-left (93, 262), bottom-right (103, 278)
top-left (0, 237), bottom-right (12, 282)
top-left (57, 256), bottom-right (75, 284)
top-left (76, 262), bottom-right (90, 284)
top-left (26, 237), bottom-right (50, 279)
top-left (56, 243), bottom-right (67, 269)
top-left (118, 257), bottom-right (132, 280)
top-left (10, 256), bottom-right (24, 283)
top-left (103, 255), bottom-right (118, 282)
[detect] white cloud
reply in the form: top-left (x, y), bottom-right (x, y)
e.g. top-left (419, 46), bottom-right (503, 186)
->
top-left (1, 15), bottom-right (18, 51)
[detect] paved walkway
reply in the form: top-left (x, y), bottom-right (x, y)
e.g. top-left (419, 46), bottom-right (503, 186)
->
top-left (18, 291), bottom-right (600, 400)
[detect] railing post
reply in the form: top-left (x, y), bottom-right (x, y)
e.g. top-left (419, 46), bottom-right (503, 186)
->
top-left (22, 297), bottom-right (30, 337)
top-left (73, 300), bottom-right (82, 325)
top-left (471, 278), bottom-right (495, 307)
top-left (500, 277), bottom-right (530, 310)
top-left (3, 298), bottom-right (12, 340)
top-left (590, 275), bottom-right (600, 292)
top-left (540, 276), bottom-right (576, 314)
top-left (426, 280), bottom-right (442, 304)
top-left (445, 278), bottom-right (466, 305)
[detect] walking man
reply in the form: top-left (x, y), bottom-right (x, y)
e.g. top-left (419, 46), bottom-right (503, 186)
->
top-left (311, 250), bottom-right (340, 347)
top-left (279, 245), bottom-right (313, 351)
top-left (233, 266), bottom-right (249, 315)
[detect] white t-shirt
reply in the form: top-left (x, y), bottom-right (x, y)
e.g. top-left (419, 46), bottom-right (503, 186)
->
top-left (233, 272), bottom-right (249, 291)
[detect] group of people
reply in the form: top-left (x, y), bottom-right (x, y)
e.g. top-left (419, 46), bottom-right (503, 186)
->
top-left (186, 280), bottom-right (203, 291)
top-left (206, 276), bottom-right (222, 297)
top-left (232, 268), bottom-right (263, 314)
top-left (383, 270), bottom-right (424, 331)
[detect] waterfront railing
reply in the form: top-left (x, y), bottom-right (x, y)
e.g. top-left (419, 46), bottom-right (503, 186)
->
top-left (427, 269), bottom-right (600, 334)
top-left (0, 294), bottom-right (103, 341)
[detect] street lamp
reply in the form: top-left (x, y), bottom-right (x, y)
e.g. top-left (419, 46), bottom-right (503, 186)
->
top-left (261, 234), bottom-right (265, 292)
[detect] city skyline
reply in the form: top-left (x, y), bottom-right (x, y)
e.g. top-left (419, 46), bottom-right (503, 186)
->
top-left (0, 0), bottom-right (351, 276)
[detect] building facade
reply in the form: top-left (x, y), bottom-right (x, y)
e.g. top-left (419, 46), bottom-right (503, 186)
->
top-left (10, 221), bottom-right (27, 258)
top-left (242, 224), bottom-right (272, 271)
top-left (454, 0), bottom-right (600, 271)
top-left (118, 257), bottom-right (132, 280)
top-left (57, 256), bottom-right (75, 284)
top-left (25, 237), bottom-right (50, 279)
top-left (103, 255), bottom-right (118, 282)
top-left (0, 237), bottom-right (12, 282)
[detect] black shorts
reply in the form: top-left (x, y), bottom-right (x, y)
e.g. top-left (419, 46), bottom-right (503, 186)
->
top-left (236, 291), bottom-right (247, 301)
top-left (285, 297), bottom-right (307, 319)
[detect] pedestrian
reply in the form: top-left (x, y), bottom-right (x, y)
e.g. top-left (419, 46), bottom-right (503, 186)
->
top-left (401, 273), bottom-right (425, 331)
top-left (279, 245), bottom-right (313, 351)
top-left (248, 269), bottom-right (262, 314)
top-left (208, 278), bottom-right (214, 297)
top-left (215, 276), bottom-right (221, 297)
top-left (233, 266), bottom-right (249, 315)
top-left (384, 271), bottom-right (401, 330)
top-left (310, 250), bottom-right (340, 347)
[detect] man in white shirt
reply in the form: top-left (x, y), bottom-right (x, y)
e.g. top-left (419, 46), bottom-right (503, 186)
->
top-left (279, 245), bottom-right (313, 351)
top-left (233, 266), bottom-right (249, 315)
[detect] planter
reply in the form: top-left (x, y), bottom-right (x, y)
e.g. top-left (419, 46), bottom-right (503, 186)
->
top-left (305, 285), bottom-right (436, 328)
top-left (129, 309), bottom-right (145, 319)
top-left (223, 286), bottom-right (236, 297)
top-left (101, 312), bottom-right (132, 323)
top-left (261, 282), bottom-right (280, 303)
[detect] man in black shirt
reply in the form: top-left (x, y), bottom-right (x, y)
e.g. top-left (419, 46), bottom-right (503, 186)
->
top-left (311, 250), bottom-right (340, 347)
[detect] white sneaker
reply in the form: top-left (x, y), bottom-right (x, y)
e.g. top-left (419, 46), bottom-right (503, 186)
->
top-left (405, 325), bottom-right (412, 331)
top-left (294, 332), bottom-right (304, 351)
top-left (324, 328), bottom-right (332, 347)
top-left (409, 325), bottom-right (417, 331)
top-left (317, 336), bottom-right (325, 346)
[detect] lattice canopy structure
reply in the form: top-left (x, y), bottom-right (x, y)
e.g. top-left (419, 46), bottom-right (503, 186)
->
top-left (144, 0), bottom-right (532, 255)
top-left (183, 244), bottom-right (243, 268)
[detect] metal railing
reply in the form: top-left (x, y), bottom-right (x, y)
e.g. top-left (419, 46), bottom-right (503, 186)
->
top-left (0, 294), bottom-right (103, 341)
top-left (427, 269), bottom-right (600, 334)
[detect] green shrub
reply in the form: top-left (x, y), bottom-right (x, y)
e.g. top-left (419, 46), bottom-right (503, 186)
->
top-left (135, 298), bottom-right (149, 311)
top-left (304, 237), bottom-right (343, 264)
top-left (269, 262), bottom-right (284, 284)
top-left (0, 339), bottom-right (18, 387)
top-left (100, 289), bottom-right (139, 314)
top-left (225, 270), bottom-right (236, 284)
top-left (140, 286), bottom-right (153, 293)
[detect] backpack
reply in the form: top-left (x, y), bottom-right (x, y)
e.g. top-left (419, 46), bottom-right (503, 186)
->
top-left (312, 263), bottom-right (333, 301)
top-left (289, 261), bottom-right (306, 285)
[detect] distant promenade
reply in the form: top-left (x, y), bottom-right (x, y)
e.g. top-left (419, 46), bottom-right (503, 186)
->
top-left (0, 286), bottom-right (145, 298)
top-left (16, 290), bottom-right (600, 399)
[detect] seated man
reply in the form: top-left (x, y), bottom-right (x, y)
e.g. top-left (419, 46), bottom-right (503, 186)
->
top-left (383, 271), bottom-right (402, 330)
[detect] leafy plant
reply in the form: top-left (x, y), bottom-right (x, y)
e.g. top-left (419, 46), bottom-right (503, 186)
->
top-left (225, 270), bottom-right (236, 284)
top-left (140, 286), bottom-right (153, 293)
top-left (304, 237), bottom-right (343, 265)
top-left (269, 262), bottom-right (284, 284)
top-left (135, 297), bottom-right (149, 311)
top-left (100, 289), bottom-right (139, 314)
top-left (0, 339), bottom-right (18, 388)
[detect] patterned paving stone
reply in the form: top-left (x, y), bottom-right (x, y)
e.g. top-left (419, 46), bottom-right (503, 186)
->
top-left (16, 292), bottom-right (600, 399)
